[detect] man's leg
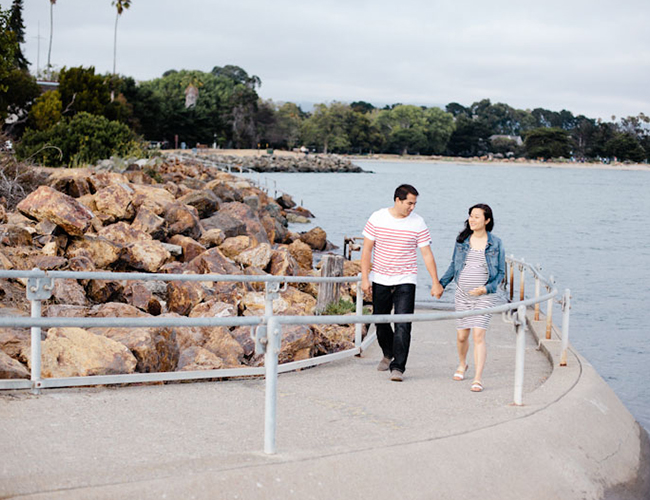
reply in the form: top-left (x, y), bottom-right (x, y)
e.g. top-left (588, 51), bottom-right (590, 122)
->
top-left (372, 282), bottom-right (394, 362)
top-left (389, 283), bottom-right (416, 373)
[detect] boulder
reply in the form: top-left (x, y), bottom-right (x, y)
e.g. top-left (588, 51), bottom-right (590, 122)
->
top-left (164, 203), bottom-right (202, 240)
top-left (268, 247), bottom-right (299, 276)
top-left (121, 239), bottom-right (171, 272)
top-left (0, 350), bottom-right (29, 379)
top-left (47, 168), bottom-right (94, 197)
top-left (313, 324), bottom-right (356, 354)
top-left (177, 189), bottom-right (220, 218)
top-left (186, 247), bottom-right (240, 275)
top-left (0, 203), bottom-right (7, 224)
top-left (189, 300), bottom-right (242, 367)
top-left (89, 302), bottom-right (149, 318)
top-left (17, 186), bottom-right (94, 237)
top-left (200, 212), bottom-right (246, 238)
top-left (230, 325), bottom-right (257, 359)
top-left (0, 224), bottom-right (33, 246)
top-left (66, 236), bottom-right (121, 268)
top-left (130, 184), bottom-right (175, 214)
top-left (241, 291), bottom-right (289, 315)
top-left (234, 243), bottom-right (272, 269)
top-left (278, 324), bottom-right (314, 363)
top-left (132, 207), bottom-right (167, 240)
top-left (90, 326), bottom-right (179, 373)
top-left (24, 327), bottom-right (137, 377)
top-left (166, 280), bottom-right (206, 316)
top-left (206, 181), bottom-right (242, 203)
top-left (30, 255), bottom-right (67, 270)
top-left (168, 235), bottom-right (207, 263)
top-left (279, 286), bottom-right (317, 315)
top-left (85, 279), bottom-right (124, 303)
top-left (276, 193), bottom-right (296, 209)
top-left (93, 183), bottom-right (135, 222)
top-left (199, 228), bottom-right (226, 248)
top-left (52, 279), bottom-right (88, 306)
top-left (288, 239), bottom-right (313, 271)
top-left (121, 281), bottom-right (162, 315)
top-left (299, 226), bottom-right (327, 251)
top-left (98, 222), bottom-right (152, 246)
top-left (177, 346), bottom-right (224, 371)
top-left (219, 202), bottom-right (269, 245)
top-left (219, 235), bottom-right (255, 259)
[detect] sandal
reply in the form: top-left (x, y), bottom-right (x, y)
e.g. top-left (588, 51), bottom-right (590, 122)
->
top-left (453, 364), bottom-right (469, 381)
top-left (471, 381), bottom-right (484, 392)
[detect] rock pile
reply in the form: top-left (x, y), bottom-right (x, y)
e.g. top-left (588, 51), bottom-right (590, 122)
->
top-left (170, 152), bottom-right (366, 173)
top-left (0, 157), bottom-right (363, 381)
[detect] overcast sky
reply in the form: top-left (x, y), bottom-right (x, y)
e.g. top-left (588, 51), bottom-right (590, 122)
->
top-left (8, 0), bottom-right (650, 121)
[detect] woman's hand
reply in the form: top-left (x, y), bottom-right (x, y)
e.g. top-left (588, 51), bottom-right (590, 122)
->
top-left (469, 286), bottom-right (487, 296)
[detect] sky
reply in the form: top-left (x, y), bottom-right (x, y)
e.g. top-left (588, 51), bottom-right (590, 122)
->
top-left (7, 0), bottom-right (650, 121)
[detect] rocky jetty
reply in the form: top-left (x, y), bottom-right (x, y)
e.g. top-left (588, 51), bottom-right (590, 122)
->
top-left (167, 151), bottom-right (366, 173)
top-left (0, 157), bottom-right (363, 381)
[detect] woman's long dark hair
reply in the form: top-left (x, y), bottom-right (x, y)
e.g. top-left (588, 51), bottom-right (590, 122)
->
top-left (456, 204), bottom-right (494, 243)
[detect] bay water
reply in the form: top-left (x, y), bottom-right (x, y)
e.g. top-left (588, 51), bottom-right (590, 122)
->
top-left (245, 160), bottom-right (650, 431)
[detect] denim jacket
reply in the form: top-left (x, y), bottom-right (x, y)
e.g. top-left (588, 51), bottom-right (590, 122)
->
top-left (439, 232), bottom-right (505, 294)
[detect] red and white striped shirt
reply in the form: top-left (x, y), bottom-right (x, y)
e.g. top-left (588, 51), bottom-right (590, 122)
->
top-left (362, 208), bottom-right (432, 285)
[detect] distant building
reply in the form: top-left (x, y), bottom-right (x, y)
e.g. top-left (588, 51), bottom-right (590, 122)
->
top-left (489, 134), bottom-right (523, 146)
top-left (35, 80), bottom-right (59, 93)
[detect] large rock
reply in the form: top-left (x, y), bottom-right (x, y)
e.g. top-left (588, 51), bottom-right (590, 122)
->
top-left (85, 279), bottom-right (124, 303)
top-left (65, 236), bottom-right (121, 268)
top-left (280, 286), bottom-right (317, 315)
top-left (132, 207), bottom-right (167, 240)
top-left (177, 189), bottom-right (220, 218)
top-left (47, 168), bottom-right (94, 197)
top-left (52, 279), bottom-right (88, 306)
top-left (241, 291), bottom-right (289, 315)
top-left (186, 247), bottom-right (240, 275)
top-left (278, 324), bottom-right (314, 363)
top-left (90, 326), bottom-right (179, 373)
top-left (177, 346), bottom-right (224, 371)
top-left (130, 184), bottom-right (175, 214)
top-left (93, 183), bottom-right (135, 222)
top-left (168, 235), bottom-right (206, 263)
top-left (120, 281), bottom-right (162, 315)
top-left (121, 240), bottom-right (171, 272)
top-left (268, 247), bottom-right (299, 276)
top-left (166, 280), bottom-right (206, 316)
top-left (313, 324), bottom-right (355, 354)
top-left (219, 235), bottom-right (255, 259)
top-left (299, 226), bottom-right (327, 251)
top-left (234, 243), bottom-right (272, 269)
top-left (189, 300), bottom-right (242, 366)
top-left (164, 203), bottom-right (202, 240)
top-left (199, 228), bottom-right (225, 248)
top-left (98, 222), bottom-right (152, 246)
top-left (288, 239), bottom-right (313, 271)
top-left (0, 224), bottom-right (33, 246)
top-left (200, 212), bottom-right (246, 238)
top-left (0, 350), bottom-right (29, 379)
top-left (24, 327), bottom-right (137, 377)
top-left (17, 186), bottom-right (94, 237)
top-left (219, 202), bottom-right (269, 245)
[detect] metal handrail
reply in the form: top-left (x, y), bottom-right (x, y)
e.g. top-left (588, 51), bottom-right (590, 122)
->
top-left (0, 255), bottom-right (569, 454)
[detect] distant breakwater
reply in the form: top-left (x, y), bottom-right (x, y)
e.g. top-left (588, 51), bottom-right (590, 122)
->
top-left (167, 151), bottom-right (368, 173)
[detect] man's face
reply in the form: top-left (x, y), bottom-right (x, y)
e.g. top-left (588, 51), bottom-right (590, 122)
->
top-left (394, 193), bottom-right (417, 218)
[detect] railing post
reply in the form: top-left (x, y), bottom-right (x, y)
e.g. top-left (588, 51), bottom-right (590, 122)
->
top-left (534, 266), bottom-right (541, 321)
top-left (545, 275), bottom-right (555, 340)
top-left (560, 289), bottom-right (571, 366)
top-left (355, 275), bottom-right (363, 348)
top-left (30, 298), bottom-right (43, 395)
top-left (513, 304), bottom-right (527, 406)
top-left (264, 315), bottom-right (281, 455)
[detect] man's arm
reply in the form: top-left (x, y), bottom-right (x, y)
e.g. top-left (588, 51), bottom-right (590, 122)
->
top-left (360, 237), bottom-right (374, 297)
top-left (420, 245), bottom-right (443, 299)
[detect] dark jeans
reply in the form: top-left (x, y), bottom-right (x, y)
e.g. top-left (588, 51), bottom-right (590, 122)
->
top-left (372, 282), bottom-right (416, 373)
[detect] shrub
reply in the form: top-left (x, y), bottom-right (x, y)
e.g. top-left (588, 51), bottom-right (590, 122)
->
top-left (322, 298), bottom-right (370, 316)
top-left (16, 111), bottom-right (143, 167)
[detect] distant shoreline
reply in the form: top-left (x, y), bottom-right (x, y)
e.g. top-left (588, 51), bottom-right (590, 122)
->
top-left (188, 149), bottom-right (650, 172)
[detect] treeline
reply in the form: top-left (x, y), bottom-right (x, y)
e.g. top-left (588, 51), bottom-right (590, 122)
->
top-left (1, 6), bottom-right (649, 166)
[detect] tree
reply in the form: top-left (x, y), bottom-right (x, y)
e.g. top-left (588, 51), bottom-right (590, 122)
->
top-left (9, 0), bottom-right (28, 71)
top-left (112, 0), bottom-right (131, 76)
top-left (0, 68), bottom-right (40, 135)
top-left (445, 115), bottom-right (492, 157)
top-left (0, 9), bottom-right (17, 94)
top-left (423, 107), bottom-right (455, 154)
top-left (302, 102), bottom-right (351, 154)
top-left (523, 127), bottom-right (571, 159)
top-left (58, 66), bottom-right (111, 116)
top-left (47, 0), bottom-right (56, 76)
top-left (28, 89), bottom-right (62, 130)
top-left (605, 133), bottom-right (646, 162)
top-left (350, 101), bottom-right (375, 114)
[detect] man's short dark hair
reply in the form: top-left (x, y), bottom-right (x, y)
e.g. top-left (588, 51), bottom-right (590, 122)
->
top-left (394, 184), bottom-right (419, 201)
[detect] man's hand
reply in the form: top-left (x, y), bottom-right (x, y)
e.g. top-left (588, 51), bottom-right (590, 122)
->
top-left (431, 281), bottom-right (443, 299)
top-left (361, 278), bottom-right (372, 298)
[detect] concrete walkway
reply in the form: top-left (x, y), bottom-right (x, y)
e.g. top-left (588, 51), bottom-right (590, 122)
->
top-left (1, 312), bottom-right (648, 499)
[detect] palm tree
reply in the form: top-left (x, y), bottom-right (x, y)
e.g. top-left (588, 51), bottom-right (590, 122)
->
top-left (46, 0), bottom-right (56, 77)
top-left (112, 0), bottom-right (131, 75)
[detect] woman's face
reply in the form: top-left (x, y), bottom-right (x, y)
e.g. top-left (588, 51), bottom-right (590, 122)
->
top-left (468, 208), bottom-right (489, 232)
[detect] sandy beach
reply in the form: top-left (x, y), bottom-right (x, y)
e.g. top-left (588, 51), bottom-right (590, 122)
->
top-left (190, 148), bottom-right (650, 172)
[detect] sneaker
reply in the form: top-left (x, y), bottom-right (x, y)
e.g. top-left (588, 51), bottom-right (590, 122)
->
top-left (377, 357), bottom-right (391, 371)
top-left (390, 370), bottom-right (403, 382)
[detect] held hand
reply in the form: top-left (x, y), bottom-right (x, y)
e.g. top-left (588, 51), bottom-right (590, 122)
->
top-left (361, 278), bottom-right (372, 298)
top-left (431, 281), bottom-right (444, 299)
top-left (468, 286), bottom-right (487, 296)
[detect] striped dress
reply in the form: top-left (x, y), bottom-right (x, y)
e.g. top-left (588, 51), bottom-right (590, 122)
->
top-left (455, 248), bottom-right (501, 330)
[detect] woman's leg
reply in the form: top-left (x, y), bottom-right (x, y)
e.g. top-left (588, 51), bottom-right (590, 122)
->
top-left (472, 328), bottom-right (487, 383)
top-left (456, 328), bottom-right (471, 372)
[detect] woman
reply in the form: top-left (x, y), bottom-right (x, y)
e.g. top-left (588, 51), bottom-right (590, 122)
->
top-left (439, 204), bottom-right (505, 392)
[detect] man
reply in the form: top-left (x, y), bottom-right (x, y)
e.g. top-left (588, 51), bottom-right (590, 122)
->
top-left (361, 184), bottom-right (443, 382)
